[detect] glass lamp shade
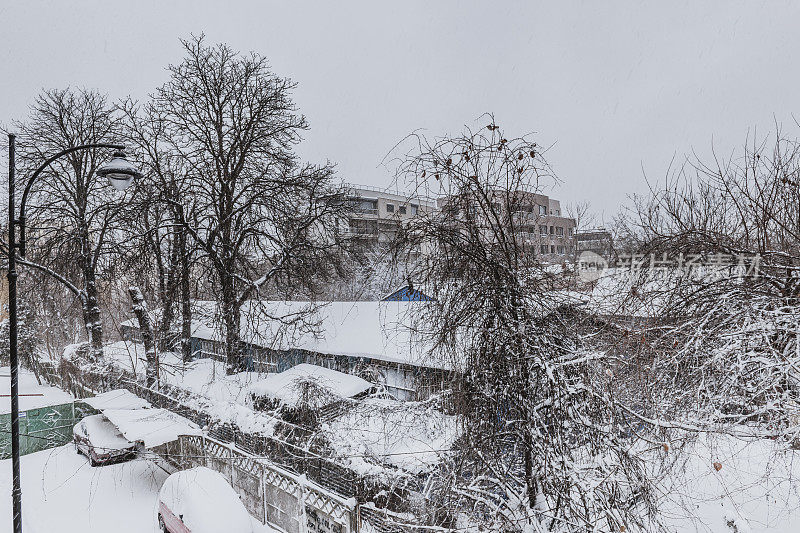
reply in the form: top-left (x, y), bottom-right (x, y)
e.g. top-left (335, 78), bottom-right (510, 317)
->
top-left (97, 150), bottom-right (141, 191)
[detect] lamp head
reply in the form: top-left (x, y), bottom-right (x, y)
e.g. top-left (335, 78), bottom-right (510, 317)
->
top-left (97, 150), bottom-right (141, 191)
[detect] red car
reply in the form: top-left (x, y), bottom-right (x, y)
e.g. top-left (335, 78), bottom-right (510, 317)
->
top-left (72, 414), bottom-right (137, 466)
top-left (158, 467), bottom-right (254, 533)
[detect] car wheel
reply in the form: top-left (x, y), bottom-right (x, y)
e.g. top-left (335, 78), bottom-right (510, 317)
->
top-left (158, 514), bottom-right (167, 533)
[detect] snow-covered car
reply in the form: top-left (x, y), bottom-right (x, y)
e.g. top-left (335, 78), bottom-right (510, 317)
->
top-left (72, 413), bottom-right (137, 466)
top-left (157, 467), bottom-right (254, 533)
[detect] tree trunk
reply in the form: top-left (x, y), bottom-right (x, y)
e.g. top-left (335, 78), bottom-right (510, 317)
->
top-left (129, 286), bottom-right (158, 388)
top-left (178, 225), bottom-right (192, 363)
top-left (82, 269), bottom-right (104, 360)
top-left (160, 231), bottom-right (179, 346)
top-left (221, 274), bottom-right (242, 375)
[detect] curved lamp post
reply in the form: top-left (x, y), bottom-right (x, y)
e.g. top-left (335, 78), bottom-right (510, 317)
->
top-left (6, 133), bottom-right (141, 533)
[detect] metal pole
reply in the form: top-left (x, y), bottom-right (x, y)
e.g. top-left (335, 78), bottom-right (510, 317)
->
top-left (8, 133), bottom-right (22, 533)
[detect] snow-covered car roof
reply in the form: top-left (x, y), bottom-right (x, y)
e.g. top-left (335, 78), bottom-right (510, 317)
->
top-left (73, 414), bottom-right (135, 451)
top-left (159, 467), bottom-right (253, 533)
top-left (249, 363), bottom-right (373, 408)
top-left (102, 408), bottom-right (201, 448)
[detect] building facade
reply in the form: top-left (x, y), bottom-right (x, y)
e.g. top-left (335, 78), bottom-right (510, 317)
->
top-left (576, 227), bottom-right (615, 261)
top-left (343, 184), bottom-right (436, 249)
top-left (437, 190), bottom-right (577, 261)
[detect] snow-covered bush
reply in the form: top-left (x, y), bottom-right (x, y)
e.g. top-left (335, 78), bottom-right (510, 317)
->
top-left (391, 121), bottom-right (658, 532)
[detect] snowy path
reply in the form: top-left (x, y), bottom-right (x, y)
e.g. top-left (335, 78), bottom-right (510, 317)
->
top-left (0, 445), bottom-right (168, 533)
top-left (660, 435), bottom-right (800, 533)
top-left (0, 445), bottom-right (279, 533)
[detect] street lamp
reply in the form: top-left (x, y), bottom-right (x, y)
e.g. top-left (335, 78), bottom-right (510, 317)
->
top-left (6, 133), bottom-right (141, 533)
top-left (96, 150), bottom-right (140, 192)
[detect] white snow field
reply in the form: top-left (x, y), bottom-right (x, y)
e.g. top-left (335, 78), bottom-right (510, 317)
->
top-left (0, 445), bottom-right (168, 533)
top-left (660, 435), bottom-right (800, 533)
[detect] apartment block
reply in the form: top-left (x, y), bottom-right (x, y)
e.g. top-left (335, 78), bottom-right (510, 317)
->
top-left (438, 190), bottom-right (577, 260)
top-left (576, 228), bottom-right (615, 260)
top-left (343, 184), bottom-right (436, 248)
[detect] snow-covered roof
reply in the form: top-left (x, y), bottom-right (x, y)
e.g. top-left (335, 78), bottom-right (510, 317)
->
top-left (249, 363), bottom-right (373, 407)
top-left (82, 389), bottom-right (151, 411)
top-left (123, 300), bottom-right (446, 370)
top-left (102, 408), bottom-right (201, 448)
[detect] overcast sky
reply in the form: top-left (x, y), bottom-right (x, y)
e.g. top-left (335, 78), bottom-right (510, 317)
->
top-left (1, 1), bottom-right (797, 222)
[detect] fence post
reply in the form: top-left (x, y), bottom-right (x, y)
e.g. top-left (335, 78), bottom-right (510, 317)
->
top-left (300, 479), bottom-right (309, 533)
top-left (262, 467), bottom-right (268, 525)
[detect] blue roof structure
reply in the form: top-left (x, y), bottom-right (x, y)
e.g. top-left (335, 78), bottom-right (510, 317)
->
top-left (382, 285), bottom-right (435, 302)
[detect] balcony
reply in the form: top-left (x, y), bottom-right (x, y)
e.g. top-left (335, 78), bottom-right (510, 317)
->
top-left (342, 228), bottom-right (379, 238)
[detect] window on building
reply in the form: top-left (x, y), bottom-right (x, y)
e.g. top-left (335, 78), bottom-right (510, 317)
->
top-left (568, 228), bottom-right (574, 237)
top-left (551, 245), bottom-right (555, 254)
top-left (539, 205), bottom-right (547, 215)
top-left (410, 204), bottom-right (418, 215)
top-left (555, 209), bottom-right (560, 216)
top-left (556, 227), bottom-right (564, 236)
top-left (386, 203), bottom-right (395, 213)
top-left (549, 226), bottom-right (554, 234)
top-left (399, 205), bottom-right (407, 215)
top-left (540, 244), bottom-right (548, 254)
top-left (557, 245), bottom-right (564, 254)
top-left (539, 225), bottom-right (548, 235)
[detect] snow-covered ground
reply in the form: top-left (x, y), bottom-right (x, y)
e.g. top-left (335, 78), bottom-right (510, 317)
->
top-left (0, 366), bottom-right (72, 414)
top-left (0, 445), bottom-right (278, 533)
top-left (660, 435), bottom-right (800, 533)
top-left (0, 445), bottom-right (168, 533)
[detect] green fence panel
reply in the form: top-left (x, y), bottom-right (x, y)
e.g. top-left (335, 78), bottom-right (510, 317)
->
top-left (0, 401), bottom-right (96, 459)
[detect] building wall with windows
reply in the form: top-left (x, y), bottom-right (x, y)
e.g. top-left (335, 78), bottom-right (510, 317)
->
top-left (438, 189), bottom-right (577, 261)
top-left (343, 184), bottom-right (436, 249)
top-left (576, 228), bottom-right (615, 261)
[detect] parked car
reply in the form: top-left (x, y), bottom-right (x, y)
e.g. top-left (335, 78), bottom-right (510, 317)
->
top-left (72, 413), bottom-right (137, 466)
top-left (158, 466), bottom-right (254, 533)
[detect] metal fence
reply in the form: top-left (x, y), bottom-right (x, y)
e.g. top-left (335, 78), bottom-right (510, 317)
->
top-left (0, 401), bottom-right (95, 459)
top-left (157, 434), bottom-right (358, 533)
top-left (55, 360), bottom-right (422, 533)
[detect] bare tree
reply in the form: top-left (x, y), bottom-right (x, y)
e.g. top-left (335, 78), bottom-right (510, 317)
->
top-left (151, 36), bottom-right (350, 374)
top-left (625, 129), bottom-right (800, 430)
top-left (394, 118), bottom-right (656, 532)
top-left (11, 88), bottom-right (128, 360)
top-left (119, 96), bottom-right (197, 362)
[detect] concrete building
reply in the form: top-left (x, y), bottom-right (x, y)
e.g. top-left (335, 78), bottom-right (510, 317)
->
top-left (437, 190), bottom-right (577, 261)
top-left (576, 228), bottom-right (615, 261)
top-left (342, 184), bottom-right (436, 249)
